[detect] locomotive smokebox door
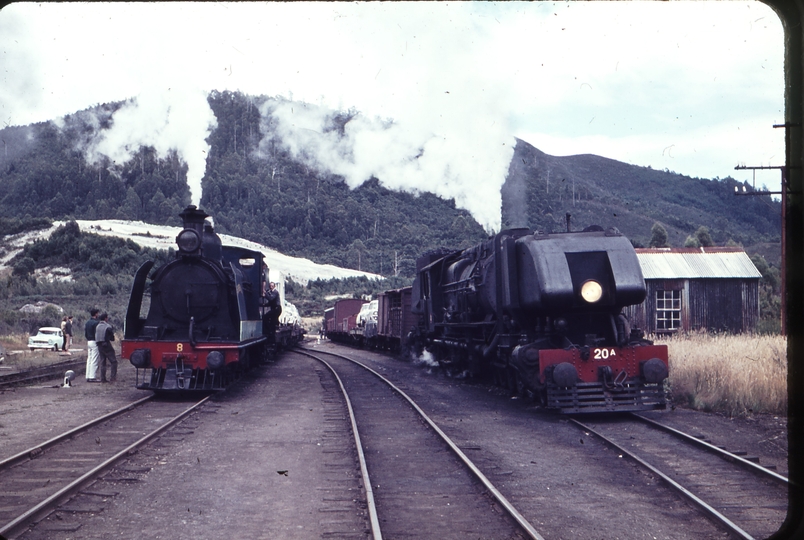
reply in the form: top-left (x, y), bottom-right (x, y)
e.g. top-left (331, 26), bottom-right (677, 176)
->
top-left (176, 205), bottom-right (210, 257)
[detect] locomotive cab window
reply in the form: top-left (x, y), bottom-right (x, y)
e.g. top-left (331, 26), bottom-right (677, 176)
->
top-left (239, 258), bottom-right (256, 267)
top-left (656, 290), bottom-right (681, 331)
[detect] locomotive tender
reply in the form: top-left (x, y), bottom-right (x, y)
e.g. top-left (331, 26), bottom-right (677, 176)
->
top-left (410, 226), bottom-right (668, 413)
top-left (123, 205), bottom-right (301, 392)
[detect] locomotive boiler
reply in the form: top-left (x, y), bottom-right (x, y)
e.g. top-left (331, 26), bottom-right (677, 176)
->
top-left (122, 205), bottom-right (289, 392)
top-left (410, 226), bottom-right (668, 413)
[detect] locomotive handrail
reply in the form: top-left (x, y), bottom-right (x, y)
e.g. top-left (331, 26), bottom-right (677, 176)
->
top-left (189, 316), bottom-right (197, 347)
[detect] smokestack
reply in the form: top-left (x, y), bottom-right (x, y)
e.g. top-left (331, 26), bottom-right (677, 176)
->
top-left (176, 205), bottom-right (209, 257)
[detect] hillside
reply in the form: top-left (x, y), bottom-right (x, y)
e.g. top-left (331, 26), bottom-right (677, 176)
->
top-left (503, 139), bottom-right (781, 252)
top-left (0, 91), bottom-right (782, 276)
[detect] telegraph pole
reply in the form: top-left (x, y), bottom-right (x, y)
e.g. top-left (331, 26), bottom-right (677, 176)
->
top-left (734, 164), bottom-right (787, 334)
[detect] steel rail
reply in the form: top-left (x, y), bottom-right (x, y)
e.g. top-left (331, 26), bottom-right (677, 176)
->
top-left (0, 359), bottom-right (87, 388)
top-left (570, 418), bottom-right (755, 540)
top-left (300, 346), bottom-right (545, 540)
top-left (0, 395), bottom-right (211, 539)
top-left (0, 395), bottom-right (154, 472)
top-left (630, 412), bottom-right (790, 485)
top-left (292, 350), bottom-right (383, 540)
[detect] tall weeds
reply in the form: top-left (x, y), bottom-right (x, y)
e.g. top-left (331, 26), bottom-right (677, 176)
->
top-left (656, 332), bottom-right (787, 416)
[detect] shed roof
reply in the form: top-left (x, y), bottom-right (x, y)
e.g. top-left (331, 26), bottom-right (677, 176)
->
top-left (635, 247), bottom-right (762, 280)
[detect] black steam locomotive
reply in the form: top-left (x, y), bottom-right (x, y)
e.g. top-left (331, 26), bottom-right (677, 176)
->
top-left (409, 226), bottom-right (668, 413)
top-left (122, 205), bottom-right (301, 392)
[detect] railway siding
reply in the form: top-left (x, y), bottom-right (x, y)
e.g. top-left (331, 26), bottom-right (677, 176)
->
top-left (313, 341), bottom-right (787, 539)
top-left (3, 340), bottom-right (790, 540)
top-left (21, 355), bottom-right (370, 540)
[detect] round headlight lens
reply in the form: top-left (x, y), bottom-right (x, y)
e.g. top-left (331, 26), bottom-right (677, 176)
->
top-left (176, 229), bottom-right (201, 253)
top-left (580, 280), bottom-right (603, 303)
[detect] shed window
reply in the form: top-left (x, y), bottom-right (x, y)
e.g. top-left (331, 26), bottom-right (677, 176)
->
top-left (656, 290), bottom-right (681, 331)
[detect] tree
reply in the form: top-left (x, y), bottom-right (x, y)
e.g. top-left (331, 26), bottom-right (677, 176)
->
top-left (12, 256), bottom-right (35, 278)
top-left (649, 223), bottom-right (669, 248)
top-left (684, 235), bottom-right (700, 248)
top-left (121, 187), bottom-right (142, 220)
top-left (695, 226), bottom-right (714, 247)
top-left (349, 239), bottom-right (368, 271)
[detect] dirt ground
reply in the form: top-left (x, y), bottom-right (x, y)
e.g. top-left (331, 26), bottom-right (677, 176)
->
top-left (0, 341), bottom-right (795, 539)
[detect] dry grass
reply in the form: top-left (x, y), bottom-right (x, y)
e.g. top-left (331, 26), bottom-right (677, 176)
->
top-left (2, 332), bottom-right (34, 350)
top-left (655, 332), bottom-right (787, 417)
top-left (0, 333), bottom-right (71, 371)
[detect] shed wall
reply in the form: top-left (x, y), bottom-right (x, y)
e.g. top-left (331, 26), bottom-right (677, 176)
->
top-left (623, 278), bottom-right (759, 334)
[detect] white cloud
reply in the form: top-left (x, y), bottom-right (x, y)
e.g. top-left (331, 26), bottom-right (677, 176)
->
top-left (0, 1), bottom-right (785, 225)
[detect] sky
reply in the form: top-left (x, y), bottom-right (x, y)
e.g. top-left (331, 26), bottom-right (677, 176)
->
top-left (0, 1), bottom-right (785, 232)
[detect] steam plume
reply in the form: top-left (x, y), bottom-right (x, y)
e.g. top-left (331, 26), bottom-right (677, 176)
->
top-left (260, 100), bottom-right (515, 232)
top-left (83, 86), bottom-right (216, 206)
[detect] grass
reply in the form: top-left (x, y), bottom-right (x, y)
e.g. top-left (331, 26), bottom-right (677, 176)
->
top-left (656, 332), bottom-right (787, 417)
top-left (1, 332), bottom-right (84, 372)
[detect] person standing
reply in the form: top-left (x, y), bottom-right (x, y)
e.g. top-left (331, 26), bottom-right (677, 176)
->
top-left (60, 316), bottom-right (68, 351)
top-left (85, 309), bottom-right (100, 382)
top-left (94, 312), bottom-right (117, 383)
top-left (263, 281), bottom-right (282, 343)
top-left (64, 315), bottom-right (73, 354)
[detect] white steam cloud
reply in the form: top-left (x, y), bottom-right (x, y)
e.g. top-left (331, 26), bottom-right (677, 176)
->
top-left (84, 86), bottom-right (216, 206)
top-left (261, 100), bottom-right (514, 232)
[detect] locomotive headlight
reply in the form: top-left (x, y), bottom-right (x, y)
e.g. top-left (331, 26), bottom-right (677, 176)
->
top-left (130, 348), bottom-right (151, 369)
top-left (176, 229), bottom-right (201, 253)
top-left (207, 351), bottom-right (225, 370)
top-left (580, 280), bottom-right (603, 303)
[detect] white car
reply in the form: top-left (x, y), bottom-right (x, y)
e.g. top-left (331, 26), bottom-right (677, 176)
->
top-left (28, 327), bottom-right (64, 351)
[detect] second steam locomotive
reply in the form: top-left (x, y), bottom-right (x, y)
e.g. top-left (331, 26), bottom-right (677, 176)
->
top-left (122, 206), bottom-right (302, 392)
top-left (327, 226), bottom-right (669, 414)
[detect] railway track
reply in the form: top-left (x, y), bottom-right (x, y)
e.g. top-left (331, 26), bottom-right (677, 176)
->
top-left (0, 395), bottom-right (210, 539)
top-left (0, 358), bottom-right (86, 389)
top-left (570, 413), bottom-right (789, 540)
top-left (294, 347), bottom-right (545, 540)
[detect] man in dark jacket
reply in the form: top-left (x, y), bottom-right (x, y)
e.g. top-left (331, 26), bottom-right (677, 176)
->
top-left (263, 282), bottom-right (282, 343)
top-left (94, 313), bottom-right (117, 383)
top-left (64, 315), bottom-right (73, 353)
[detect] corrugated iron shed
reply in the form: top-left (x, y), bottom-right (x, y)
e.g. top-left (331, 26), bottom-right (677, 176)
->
top-left (635, 247), bottom-right (762, 280)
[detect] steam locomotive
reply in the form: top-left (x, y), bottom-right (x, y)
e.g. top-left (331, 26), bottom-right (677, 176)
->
top-left (122, 205), bottom-right (303, 392)
top-left (327, 226), bottom-right (668, 413)
top-left (410, 226), bottom-right (668, 413)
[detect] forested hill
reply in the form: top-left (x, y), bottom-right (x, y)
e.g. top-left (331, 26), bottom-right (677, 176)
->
top-left (0, 90), bottom-right (781, 277)
top-left (503, 139), bottom-right (781, 250)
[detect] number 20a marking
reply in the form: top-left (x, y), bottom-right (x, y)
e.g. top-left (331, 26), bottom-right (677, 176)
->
top-left (593, 348), bottom-right (616, 360)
